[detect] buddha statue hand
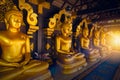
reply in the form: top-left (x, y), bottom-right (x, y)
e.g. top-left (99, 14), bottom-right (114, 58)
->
top-left (69, 52), bottom-right (75, 55)
top-left (20, 60), bottom-right (29, 67)
top-left (0, 59), bottom-right (20, 67)
top-left (9, 63), bottom-right (20, 67)
top-left (89, 48), bottom-right (92, 51)
top-left (23, 60), bottom-right (41, 70)
top-left (69, 52), bottom-right (82, 57)
top-left (70, 53), bottom-right (85, 61)
top-left (74, 53), bottom-right (84, 57)
top-left (20, 54), bottom-right (31, 66)
top-left (74, 53), bottom-right (80, 56)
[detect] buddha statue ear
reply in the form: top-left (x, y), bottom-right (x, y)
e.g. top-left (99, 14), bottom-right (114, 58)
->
top-left (4, 18), bottom-right (9, 30)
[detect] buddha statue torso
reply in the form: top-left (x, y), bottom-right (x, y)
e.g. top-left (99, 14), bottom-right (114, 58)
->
top-left (81, 37), bottom-right (90, 49)
top-left (93, 38), bottom-right (100, 47)
top-left (57, 35), bottom-right (72, 54)
top-left (0, 31), bottom-right (27, 63)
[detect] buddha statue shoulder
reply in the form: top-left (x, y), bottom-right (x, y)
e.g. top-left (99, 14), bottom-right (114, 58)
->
top-left (0, 6), bottom-right (49, 80)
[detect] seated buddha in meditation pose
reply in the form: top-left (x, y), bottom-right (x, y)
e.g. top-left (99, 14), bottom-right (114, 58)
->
top-left (99, 28), bottom-right (110, 56)
top-left (55, 22), bottom-right (87, 74)
top-left (80, 26), bottom-right (100, 61)
top-left (100, 29), bottom-right (108, 48)
top-left (0, 6), bottom-right (51, 80)
top-left (92, 27), bottom-right (104, 57)
top-left (93, 27), bottom-right (103, 50)
top-left (81, 27), bottom-right (91, 57)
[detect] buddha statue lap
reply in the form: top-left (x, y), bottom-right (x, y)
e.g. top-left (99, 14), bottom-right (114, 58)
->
top-left (0, 7), bottom-right (52, 80)
top-left (81, 27), bottom-right (100, 62)
top-left (55, 22), bottom-right (87, 74)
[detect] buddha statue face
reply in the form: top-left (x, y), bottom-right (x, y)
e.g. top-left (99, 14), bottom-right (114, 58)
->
top-left (94, 31), bottom-right (100, 38)
top-left (9, 14), bottom-right (22, 29)
top-left (61, 23), bottom-right (72, 37)
top-left (5, 9), bottom-right (23, 30)
top-left (83, 28), bottom-right (88, 38)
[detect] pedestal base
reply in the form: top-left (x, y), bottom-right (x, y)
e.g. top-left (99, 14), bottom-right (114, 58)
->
top-left (17, 70), bottom-right (53, 80)
top-left (89, 52), bottom-right (100, 62)
top-left (57, 58), bottom-right (87, 74)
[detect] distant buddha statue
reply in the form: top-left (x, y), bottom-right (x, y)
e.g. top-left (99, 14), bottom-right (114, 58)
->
top-left (100, 28), bottom-right (109, 56)
top-left (0, 6), bottom-right (51, 80)
top-left (100, 30), bottom-right (107, 47)
top-left (93, 30), bottom-right (100, 48)
top-left (93, 27), bottom-right (103, 49)
top-left (55, 22), bottom-right (87, 74)
top-left (81, 28), bottom-right (91, 56)
top-left (92, 27), bottom-right (105, 57)
top-left (80, 26), bottom-right (100, 61)
top-left (73, 24), bottom-right (82, 52)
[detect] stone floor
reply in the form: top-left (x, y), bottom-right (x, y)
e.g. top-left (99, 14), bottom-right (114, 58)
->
top-left (50, 50), bottom-right (120, 80)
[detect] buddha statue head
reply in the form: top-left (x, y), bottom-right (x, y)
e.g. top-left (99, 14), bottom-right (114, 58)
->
top-left (83, 27), bottom-right (89, 38)
top-left (94, 30), bottom-right (100, 39)
top-left (61, 22), bottom-right (72, 37)
top-left (4, 6), bottom-right (23, 30)
top-left (101, 31), bottom-right (105, 38)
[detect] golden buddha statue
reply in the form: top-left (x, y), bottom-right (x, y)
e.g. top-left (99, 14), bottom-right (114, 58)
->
top-left (93, 27), bottom-right (104, 48)
top-left (80, 26), bottom-right (100, 62)
top-left (93, 30), bottom-right (100, 47)
top-left (93, 27), bottom-right (105, 57)
top-left (100, 29), bottom-right (110, 56)
top-left (56, 22), bottom-right (87, 74)
top-left (100, 30), bottom-right (107, 47)
top-left (81, 28), bottom-right (90, 51)
top-left (0, 6), bottom-right (52, 80)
